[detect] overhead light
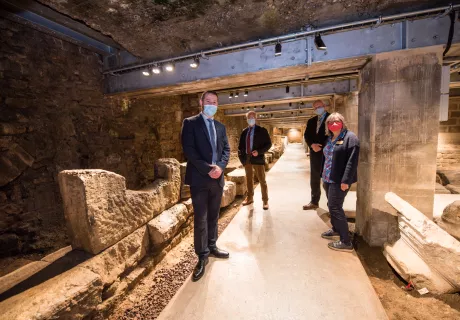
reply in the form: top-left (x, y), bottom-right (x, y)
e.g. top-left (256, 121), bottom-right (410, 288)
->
top-left (235, 91), bottom-right (239, 98)
top-left (289, 102), bottom-right (292, 106)
top-left (314, 34), bottom-right (327, 50)
top-left (142, 70), bottom-right (150, 76)
top-left (247, 107), bottom-right (250, 110)
top-left (152, 65), bottom-right (161, 74)
top-left (301, 101), bottom-right (304, 105)
top-left (241, 107), bottom-right (244, 110)
top-left (244, 90), bottom-right (248, 97)
top-left (229, 92), bottom-right (234, 99)
top-left (261, 105), bottom-right (265, 109)
top-left (275, 41), bottom-right (282, 56)
top-left (190, 57), bottom-right (200, 69)
top-left (286, 86), bottom-right (290, 93)
top-left (165, 62), bottom-right (175, 72)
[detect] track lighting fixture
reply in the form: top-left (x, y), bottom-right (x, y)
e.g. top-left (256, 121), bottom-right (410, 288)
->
top-left (229, 92), bottom-right (234, 99)
top-left (235, 91), bottom-right (239, 98)
top-left (275, 41), bottom-right (282, 56)
top-left (314, 34), bottom-right (327, 50)
top-left (165, 62), bottom-right (175, 72)
top-left (142, 70), bottom-right (150, 76)
top-left (286, 86), bottom-right (290, 93)
top-left (190, 57), bottom-right (200, 69)
top-left (152, 65), bottom-right (161, 74)
top-left (244, 90), bottom-right (248, 97)
top-left (261, 105), bottom-right (265, 109)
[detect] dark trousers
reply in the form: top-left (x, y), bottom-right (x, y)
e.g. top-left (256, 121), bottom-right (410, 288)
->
top-left (309, 150), bottom-right (323, 205)
top-left (190, 180), bottom-right (224, 260)
top-left (323, 182), bottom-right (350, 244)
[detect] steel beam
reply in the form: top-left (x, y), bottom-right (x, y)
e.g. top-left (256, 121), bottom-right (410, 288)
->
top-left (105, 13), bottom-right (460, 95)
top-left (225, 102), bottom-right (320, 116)
top-left (0, 0), bottom-right (119, 56)
top-left (219, 78), bottom-right (356, 109)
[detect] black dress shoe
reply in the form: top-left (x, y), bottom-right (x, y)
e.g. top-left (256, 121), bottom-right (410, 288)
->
top-left (192, 258), bottom-right (209, 282)
top-left (209, 247), bottom-right (230, 259)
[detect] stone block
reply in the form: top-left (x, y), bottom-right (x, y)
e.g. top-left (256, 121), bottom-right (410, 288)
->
top-left (384, 192), bottom-right (460, 293)
top-left (442, 170), bottom-right (460, 185)
top-left (147, 204), bottom-right (190, 250)
top-left (58, 158), bottom-right (180, 254)
top-left (435, 183), bottom-right (451, 194)
top-left (435, 201), bottom-right (460, 240)
top-left (182, 198), bottom-right (194, 214)
top-left (226, 168), bottom-right (247, 196)
top-left (0, 143), bottom-right (34, 187)
top-left (220, 181), bottom-right (236, 208)
top-left (181, 184), bottom-right (191, 199)
top-left (179, 162), bottom-right (187, 176)
top-left (0, 266), bottom-right (102, 320)
top-left (79, 226), bottom-right (149, 287)
top-left (445, 184), bottom-right (460, 194)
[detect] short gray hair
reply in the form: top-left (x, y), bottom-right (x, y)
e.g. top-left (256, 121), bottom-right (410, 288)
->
top-left (246, 111), bottom-right (256, 118)
top-left (325, 112), bottom-right (347, 136)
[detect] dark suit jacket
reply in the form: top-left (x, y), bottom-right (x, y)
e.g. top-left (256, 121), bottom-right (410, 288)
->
top-left (181, 114), bottom-right (230, 187)
top-left (320, 130), bottom-right (360, 185)
top-left (304, 113), bottom-right (330, 149)
top-left (238, 125), bottom-right (272, 165)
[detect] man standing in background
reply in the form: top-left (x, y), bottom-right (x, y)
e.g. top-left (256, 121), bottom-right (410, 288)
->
top-left (238, 111), bottom-right (272, 210)
top-left (303, 100), bottom-right (330, 210)
top-left (181, 91), bottom-right (231, 282)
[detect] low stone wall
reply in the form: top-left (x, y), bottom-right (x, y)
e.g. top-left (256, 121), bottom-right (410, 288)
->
top-left (0, 158), bottom-right (238, 320)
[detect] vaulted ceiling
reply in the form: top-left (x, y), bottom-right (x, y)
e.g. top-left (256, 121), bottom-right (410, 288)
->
top-left (38, 0), bottom-right (452, 60)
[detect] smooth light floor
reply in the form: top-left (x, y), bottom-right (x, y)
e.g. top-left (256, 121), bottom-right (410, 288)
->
top-left (158, 144), bottom-right (388, 320)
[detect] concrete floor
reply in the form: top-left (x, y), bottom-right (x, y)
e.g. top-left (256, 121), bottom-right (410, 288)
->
top-left (158, 144), bottom-right (388, 320)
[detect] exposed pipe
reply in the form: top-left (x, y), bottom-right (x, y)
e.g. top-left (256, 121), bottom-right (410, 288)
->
top-left (104, 4), bottom-right (460, 75)
top-left (443, 10), bottom-right (456, 56)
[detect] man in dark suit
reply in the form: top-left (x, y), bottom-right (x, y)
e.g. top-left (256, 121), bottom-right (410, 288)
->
top-left (181, 91), bottom-right (231, 282)
top-left (303, 100), bottom-right (330, 210)
top-left (238, 111), bottom-right (272, 210)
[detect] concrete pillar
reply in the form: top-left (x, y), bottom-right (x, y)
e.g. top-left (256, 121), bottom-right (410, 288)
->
top-left (334, 92), bottom-right (358, 135)
top-left (356, 47), bottom-right (442, 246)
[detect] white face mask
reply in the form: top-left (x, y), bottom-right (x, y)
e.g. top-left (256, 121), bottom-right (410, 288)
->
top-left (247, 119), bottom-right (256, 126)
top-left (203, 104), bottom-right (218, 117)
top-left (315, 107), bottom-right (325, 115)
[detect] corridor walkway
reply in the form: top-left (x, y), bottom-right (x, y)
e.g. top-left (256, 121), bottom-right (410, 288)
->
top-left (158, 144), bottom-right (388, 320)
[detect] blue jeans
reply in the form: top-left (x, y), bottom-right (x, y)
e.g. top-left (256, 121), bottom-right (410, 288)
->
top-left (323, 181), bottom-right (350, 244)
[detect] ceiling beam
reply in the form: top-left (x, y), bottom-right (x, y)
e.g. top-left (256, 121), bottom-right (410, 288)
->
top-left (105, 13), bottom-right (460, 96)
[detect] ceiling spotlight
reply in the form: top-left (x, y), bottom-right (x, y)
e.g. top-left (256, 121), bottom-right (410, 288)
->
top-left (244, 90), bottom-right (248, 97)
top-left (247, 107), bottom-right (250, 110)
top-left (314, 34), bottom-right (327, 50)
top-left (229, 92), bottom-right (234, 99)
top-left (275, 41), bottom-right (282, 56)
top-left (261, 105), bottom-right (265, 109)
top-left (142, 70), bottom-right (150, 76)
top-left (165, 62), bottom-right (175, 72)
top-left (301, 101), bottom-right (304, 105)
top-left (235, 91), bottom-right (239, 98)
top-left (152, 65), bottom-right (161, 74)
top-left (289, 102), bottom-right (292, 106)
top-left (190, 57), bottom-right (200, 69)
top-left (286, 86), bottom-right (290, 93)
top-left (241, 107), bottom-right (244, 110)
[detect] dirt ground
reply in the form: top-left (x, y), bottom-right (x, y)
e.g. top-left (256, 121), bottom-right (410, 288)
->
top-left (356, 238), bottom-right (460, 320)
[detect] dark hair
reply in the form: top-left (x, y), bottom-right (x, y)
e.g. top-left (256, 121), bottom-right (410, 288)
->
top-left (201, 91), bottom-right (218, 102)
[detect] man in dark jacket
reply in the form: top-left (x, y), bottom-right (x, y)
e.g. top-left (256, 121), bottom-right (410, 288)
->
top-left (303, 100), bottom-right (330, 210)
top-left (181, 91), bottom-right (231, 282)
top-left (238, 111), bottom-right (272, 210)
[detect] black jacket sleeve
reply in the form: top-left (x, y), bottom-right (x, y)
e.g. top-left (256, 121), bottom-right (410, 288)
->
top-left (341, 134), bottom-right (360, 185)
top-left (181, 118), bottom-right (212, 175)
top-left (256, 127), bottom-right (272, 154)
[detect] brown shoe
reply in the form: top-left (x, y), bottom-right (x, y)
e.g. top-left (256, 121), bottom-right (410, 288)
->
top-left (303, 202), bottom-right (318, 210)
top-left (263, 202), bottom-right (269, 210)
top-left (242, 198), bottom-right (254, 206)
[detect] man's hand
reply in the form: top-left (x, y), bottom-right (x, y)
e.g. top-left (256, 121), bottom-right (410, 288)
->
top-left (311, 143), bottom-right (323, 153)
top-left (251, 150), bottom-right (258, 157)
top-left (208, 165), bottom-right (223, 179)
top-left (341, 183), bottom-right (349, 191)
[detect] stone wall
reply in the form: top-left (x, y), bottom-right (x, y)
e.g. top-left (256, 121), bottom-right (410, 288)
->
top-left (437, 97), bottom-right (460, 170)
top-left (0, 17), bottom-right (114, 257)
top-left (0, 17), bottom-right (212, 258)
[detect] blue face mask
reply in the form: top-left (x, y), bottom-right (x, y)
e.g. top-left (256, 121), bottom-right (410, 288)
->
top-left (247, 119), bottom-right (256, 126)
top-left (203, 104), bottom-right (218, 117)
top-left (315, 107), bottom-right (325, 115)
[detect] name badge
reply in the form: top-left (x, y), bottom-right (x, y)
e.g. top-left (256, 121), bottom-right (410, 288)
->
top-left (336, 141), bottom-right (344, 145)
